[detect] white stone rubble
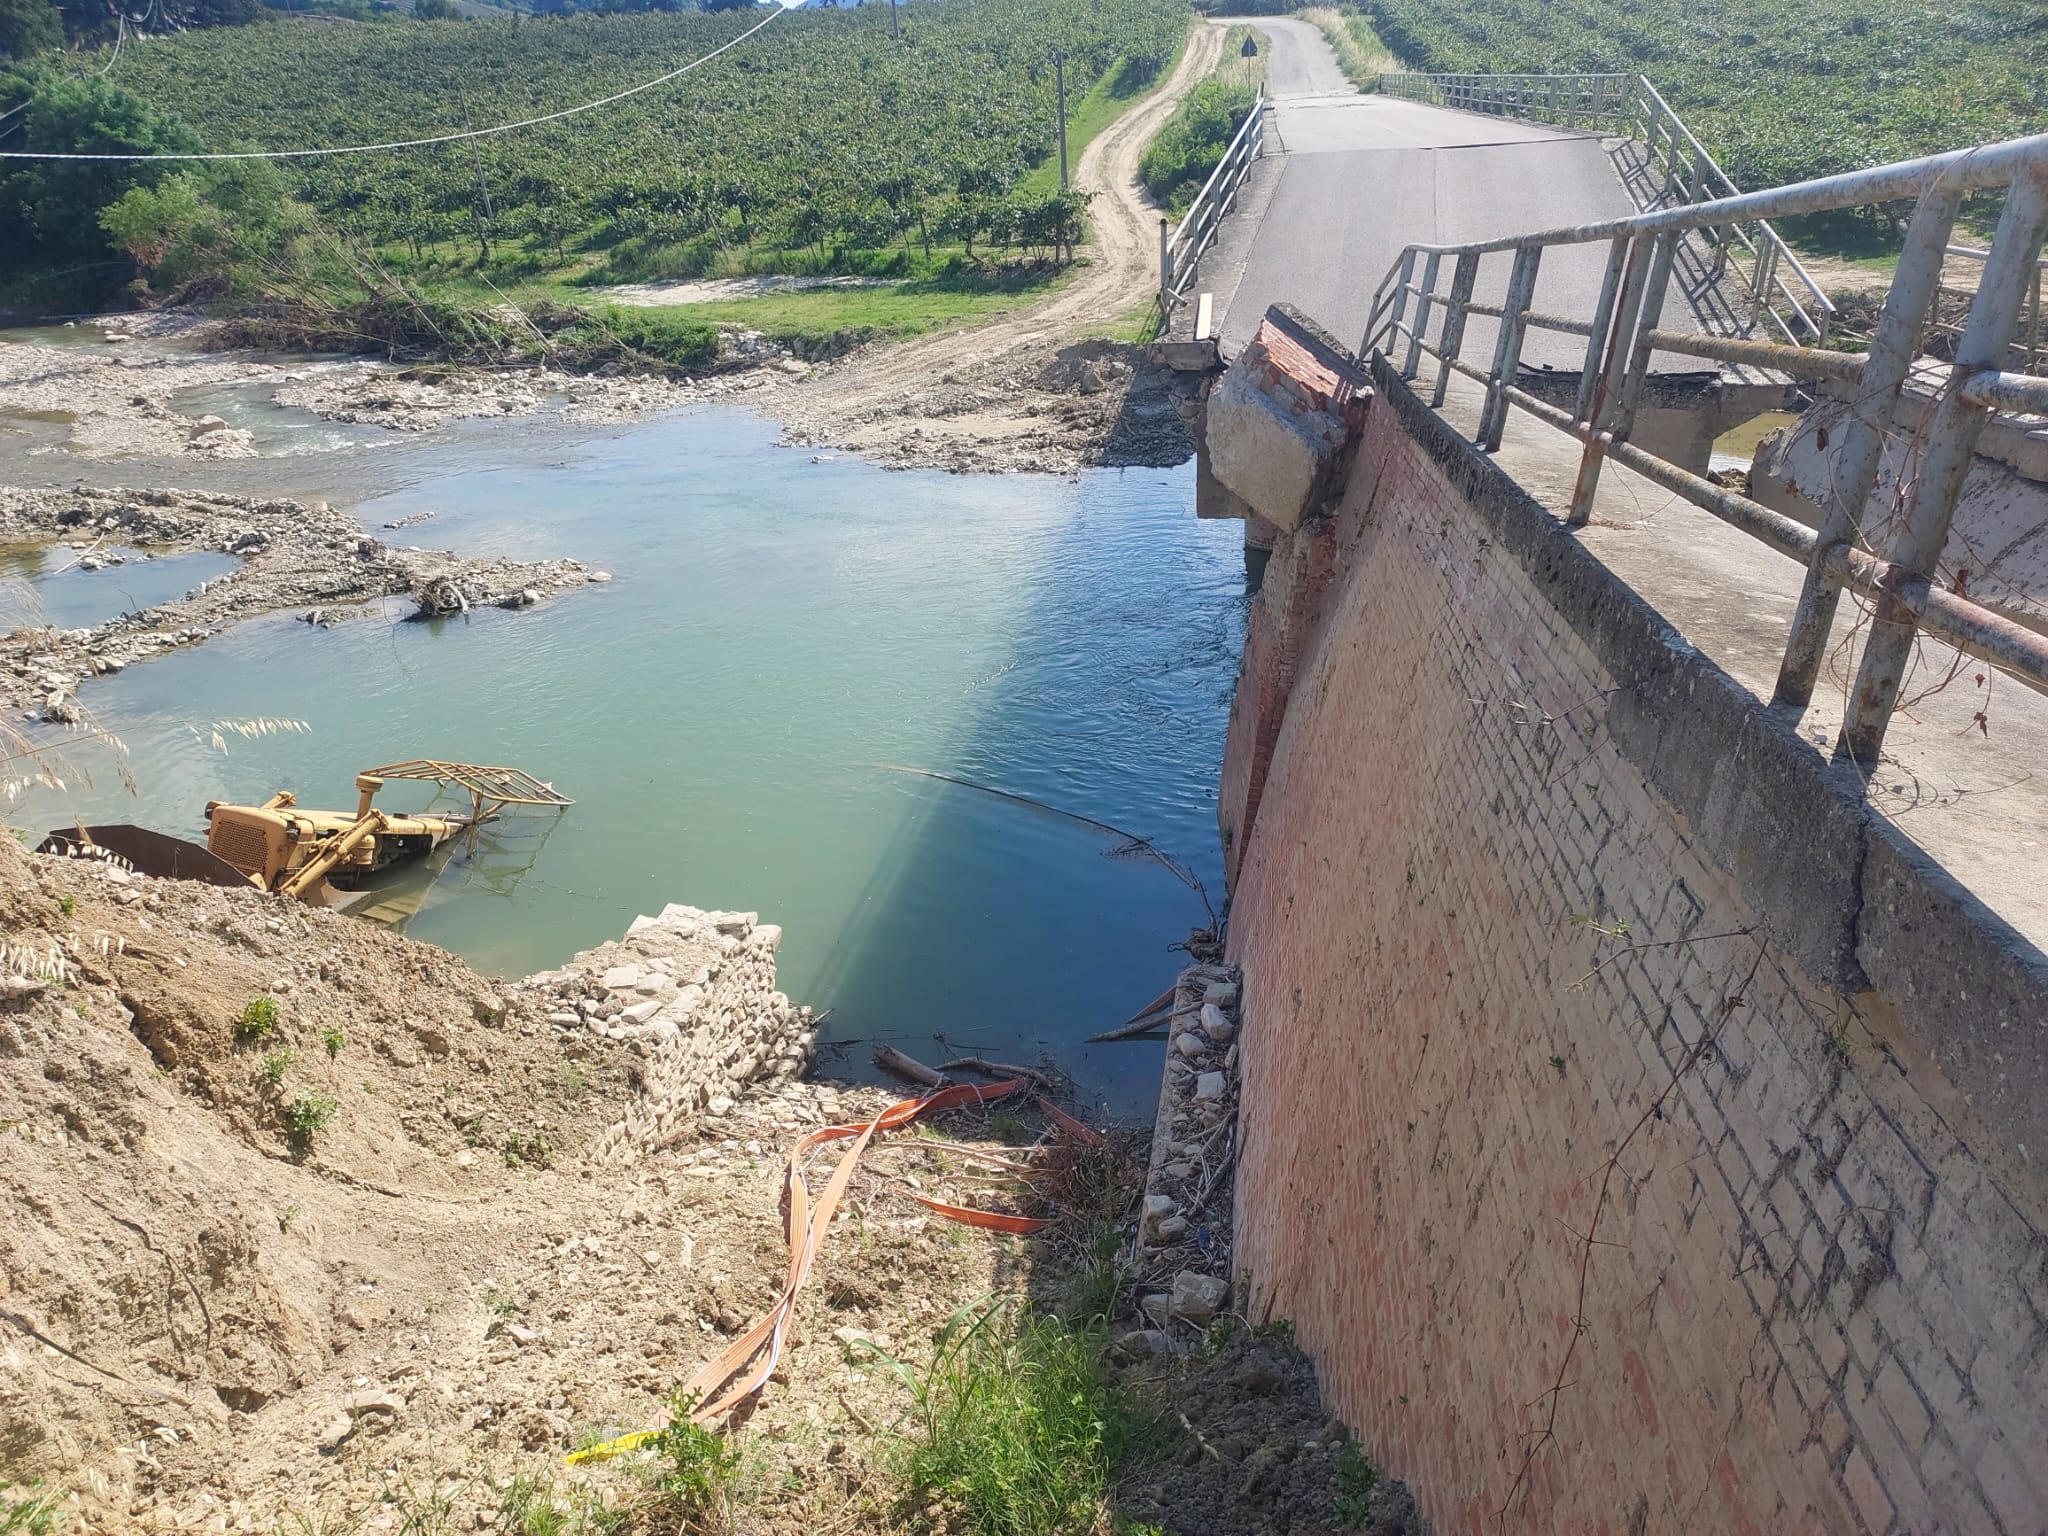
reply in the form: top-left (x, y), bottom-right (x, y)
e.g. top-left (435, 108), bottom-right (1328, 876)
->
top-left (516, 903), bottom-right (816, 1162)
top-left (1131, 962), bottom-right (1244, 1338)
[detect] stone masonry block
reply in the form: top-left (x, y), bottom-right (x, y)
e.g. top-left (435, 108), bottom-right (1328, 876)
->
top-left (1206, 358), bottom-right (1350, 533)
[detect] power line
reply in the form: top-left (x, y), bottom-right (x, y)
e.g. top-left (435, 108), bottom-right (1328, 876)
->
top-left (0, 5), bottom-right (783, 162)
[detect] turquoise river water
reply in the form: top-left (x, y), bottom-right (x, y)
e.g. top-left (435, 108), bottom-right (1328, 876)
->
top-left (1, 350), bottom-right (1245, 1117)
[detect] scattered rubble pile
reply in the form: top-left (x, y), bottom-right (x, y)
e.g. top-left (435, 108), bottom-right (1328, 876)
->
top-left (517, 903), bottom-right (817, 1162)
top-left (0, 485), bottom-right (597, 717)
top-left (1131, 962), bottom-right (1241, 1332)
top-left (267, 345), bottom-right (804, 433)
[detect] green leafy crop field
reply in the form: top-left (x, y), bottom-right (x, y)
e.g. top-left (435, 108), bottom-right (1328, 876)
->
top-left (1366, 0), bottom-right (2046, 196)
top-left (100, 0), bottom-right (1186, 281)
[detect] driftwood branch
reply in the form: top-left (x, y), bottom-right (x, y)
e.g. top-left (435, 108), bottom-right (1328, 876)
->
top-left (939, 1056), bottom-right (1054, 1088)
top-left (873, 1044), bottom-right (945, 1087)
top-left (1087, 984), bottom-right (1192, 1043)
top-left (1086, 1009), bottom-right (1179, 1044)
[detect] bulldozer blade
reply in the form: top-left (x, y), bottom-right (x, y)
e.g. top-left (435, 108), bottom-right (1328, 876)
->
top-left (38, 825), bottom-right (255, 889)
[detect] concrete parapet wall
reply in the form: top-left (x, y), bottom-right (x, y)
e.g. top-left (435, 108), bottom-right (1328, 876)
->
top-left (1750, 395), bottom-right (2048, 634)
top-left (1223, 357), bottom-right (2048, 1533)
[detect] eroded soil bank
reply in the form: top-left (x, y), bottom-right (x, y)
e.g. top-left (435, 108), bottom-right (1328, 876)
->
top-left (0, 831), bottom-right (1410, 1535)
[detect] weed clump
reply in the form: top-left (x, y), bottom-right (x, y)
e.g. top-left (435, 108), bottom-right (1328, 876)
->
top-left (320, 1024), bottom-right (345, 1059)
top-left (503, 1129), bottom-right (555, 1169)
top-left (259, 1050), bottom-right (294, 1086)
top-left (1334, 1442), bottom-right (1379, 1529)
top-left (899, 1300), bottom-right (1160, 1536)
top-left (651, 1394), bottom-right (743, 1528)
top-left (234, 996), bottom-right (279, 1044)
top-left (495, 1471), bottom-right (622, 1536)
top-left (284, 1092), bottom-right (336, 1143)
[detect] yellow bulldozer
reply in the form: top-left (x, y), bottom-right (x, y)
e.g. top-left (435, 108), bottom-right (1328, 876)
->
top-left (200, 760), bottom-right (572, 902)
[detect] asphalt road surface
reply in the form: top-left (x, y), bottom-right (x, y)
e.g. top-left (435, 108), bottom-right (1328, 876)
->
top-left (1203, 21), bottom-right (1669, 368)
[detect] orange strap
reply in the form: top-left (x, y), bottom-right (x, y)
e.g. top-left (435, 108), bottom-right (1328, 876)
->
top-left (673, 1078), bottom-right (1035, 1425)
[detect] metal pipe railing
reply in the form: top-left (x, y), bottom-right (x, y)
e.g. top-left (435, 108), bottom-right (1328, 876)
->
top-left (1357, 124), bottom-right (2048, 769)
top-left (1160, 89), bottom-right (1265, 311)
top-left (1379, 69), bottom-right (1834, 347)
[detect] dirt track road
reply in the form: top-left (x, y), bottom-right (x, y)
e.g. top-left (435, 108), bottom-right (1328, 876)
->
top-left (775, 22), bottom-right (1228, 473)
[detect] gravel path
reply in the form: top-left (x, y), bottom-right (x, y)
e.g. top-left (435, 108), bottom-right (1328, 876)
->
top-left (773, 22), bottom-right (1229, 473)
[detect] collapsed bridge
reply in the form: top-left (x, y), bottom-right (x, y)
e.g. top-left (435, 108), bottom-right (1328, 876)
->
top-left (1163, 28), bottom-right (2048, 1535)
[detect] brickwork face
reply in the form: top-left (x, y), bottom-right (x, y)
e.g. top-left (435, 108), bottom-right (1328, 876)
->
top-left (1218, 515), bottom-right (1335, 883)
top-left (1226, 401), bottom-right (2048, 1534)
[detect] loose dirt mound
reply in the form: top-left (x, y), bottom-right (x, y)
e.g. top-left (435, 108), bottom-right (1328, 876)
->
top-left (1119, 1329), bottom-right (1427, 1536)
top-left (782, 336), bottom-right (1199, 475)
top-left (1, 836), bottom-right (1412, 1533)
top-left (0, 836), bottom-right (835, 1529)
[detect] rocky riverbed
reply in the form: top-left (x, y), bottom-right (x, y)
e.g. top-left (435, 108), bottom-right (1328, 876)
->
top-left (0, 483), bottom-right (597, 720)
top-left (0, 314), bottom-right (793, 458)
top-left (3, 310), bottom-right (1196, 480)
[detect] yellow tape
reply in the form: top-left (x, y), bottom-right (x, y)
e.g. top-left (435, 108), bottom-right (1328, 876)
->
top-left (564, 1428), bottom-right (661, 1466)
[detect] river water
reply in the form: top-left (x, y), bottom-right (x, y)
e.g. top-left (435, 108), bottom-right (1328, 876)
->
top-left (1, 345), bottom-right (1243, 1117)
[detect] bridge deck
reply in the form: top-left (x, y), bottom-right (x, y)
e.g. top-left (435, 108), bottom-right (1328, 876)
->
top-left (1452, 367), bottom-right (2048, 958)
top-left (1202, 22), bottom-right (1699, 370)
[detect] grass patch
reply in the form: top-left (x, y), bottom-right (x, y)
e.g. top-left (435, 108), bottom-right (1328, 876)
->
top-left (1138, 31), bottom-right (1267, 216)
top-left (1784, 223), bottom-right (1905, 275)
top-left (495, 1472), bottom-right (623, 1536)
top-left (897, 1300), bottom-right (1163, 1536)
top-left (1301, 7), bottom-right (1397, 90)
top-left (0, 1484), bottom-right (66, 1536)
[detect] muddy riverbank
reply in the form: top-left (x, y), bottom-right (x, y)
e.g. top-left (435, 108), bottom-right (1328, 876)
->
top-left (0, 314), bottom-right (785, 459)
top-left (4, 308), bottom-right (1193, 477)
top-left (0, 483), bottom-right (596, 721)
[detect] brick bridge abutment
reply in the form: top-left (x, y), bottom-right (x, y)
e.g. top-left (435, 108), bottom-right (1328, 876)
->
top-left (1204, 328), bottom-right (2048, 1533)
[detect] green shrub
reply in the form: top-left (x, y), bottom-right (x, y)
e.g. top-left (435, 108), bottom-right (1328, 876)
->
top-left (259, 1049), bottom-right (294, 1086)
top-left (1333, 1441), bottom-right (1378, 1528)
top-left (234, 996), bottom-right (279, 1043)
top-left (320, 1024), bottom-right (345, 1060)
top-left (284, 1092), bottom-right (337, 1142)
top-left (1138, 78), bottom-right (1260, 216)
top-left (651, 1394), bottom-right (743, 1527)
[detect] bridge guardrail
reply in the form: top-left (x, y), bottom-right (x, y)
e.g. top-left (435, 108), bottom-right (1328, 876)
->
top-left (1159, 88), bottom-right (1265, 314)
top-left (1359, 130), bottom-right (2048, 768)
top-left (1379, 70), bottom-right (1836, 352)
top-left (1922, 244), bottom-right (2048, 376)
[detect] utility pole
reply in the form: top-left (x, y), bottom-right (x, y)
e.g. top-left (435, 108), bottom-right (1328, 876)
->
top-left (890, 0), bottom-right (898, 41)
top-left (1054, 50), bottom-right (1069, 189)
